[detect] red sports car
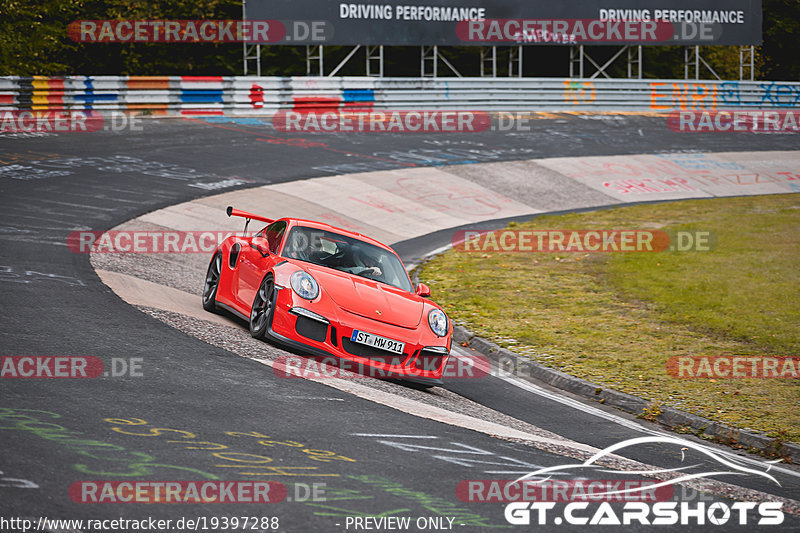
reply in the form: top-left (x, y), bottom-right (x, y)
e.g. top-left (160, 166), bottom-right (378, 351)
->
top-left (202, 207), bottom-right (452, 387)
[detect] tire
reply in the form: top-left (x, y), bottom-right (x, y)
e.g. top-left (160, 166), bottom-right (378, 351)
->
top-left (202, 253), bottom-right (222, 313)
top-left (250, 274), bottom-right (275, 339)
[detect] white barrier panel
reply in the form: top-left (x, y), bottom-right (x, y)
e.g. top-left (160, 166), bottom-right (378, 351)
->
top-left (1, 76), bottom-right (799, 114)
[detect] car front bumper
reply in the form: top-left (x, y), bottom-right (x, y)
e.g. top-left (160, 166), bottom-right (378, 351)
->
top-left (268, 286), bottom-right (451, 384)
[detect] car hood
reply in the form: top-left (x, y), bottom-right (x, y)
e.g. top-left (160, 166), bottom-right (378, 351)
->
top-left (304, 264), bottom-right (423, 328)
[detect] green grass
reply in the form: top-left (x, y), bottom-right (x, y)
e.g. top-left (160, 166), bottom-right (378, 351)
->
top-left (418, 194), bottom-right (800, 444)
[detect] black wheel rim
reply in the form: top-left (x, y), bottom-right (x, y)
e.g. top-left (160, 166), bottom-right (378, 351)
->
top-left (203, 254), bottom-right (221, 305)
top-left (251, 279), bottom-right (274, 332)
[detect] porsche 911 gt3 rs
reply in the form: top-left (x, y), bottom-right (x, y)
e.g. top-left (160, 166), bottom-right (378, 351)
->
top-left (202, 206), bottom-right (452, 387)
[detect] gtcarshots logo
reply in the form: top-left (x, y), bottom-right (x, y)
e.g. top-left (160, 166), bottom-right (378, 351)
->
top-left (504, 501), bottom-right (784, 526)
top-left (505, 436), bottom-right (785, 526)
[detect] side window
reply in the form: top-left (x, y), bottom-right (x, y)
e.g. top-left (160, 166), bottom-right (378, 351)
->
top-left (264, 221), bottom-right (287, 254)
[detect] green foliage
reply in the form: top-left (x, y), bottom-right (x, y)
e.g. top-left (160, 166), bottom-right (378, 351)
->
top-left (0, 0), bottom-right (245, 75)
top-left (761, 0), bottom-right (800, 80)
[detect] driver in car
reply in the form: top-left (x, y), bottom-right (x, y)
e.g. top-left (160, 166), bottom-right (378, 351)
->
top-left (338, 245), bottom-right (382, 278)
top-left (354, 248), bottom-right (382, 277)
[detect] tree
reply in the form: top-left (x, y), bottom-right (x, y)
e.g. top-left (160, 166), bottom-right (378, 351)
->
top-left (0, 0), bottom-right (246, 75)
top-left (761, 0), bottom-right (800, 80)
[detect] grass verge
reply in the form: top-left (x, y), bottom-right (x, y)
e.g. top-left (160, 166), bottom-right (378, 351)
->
top-left (418, 194), bottom-right (800, 443)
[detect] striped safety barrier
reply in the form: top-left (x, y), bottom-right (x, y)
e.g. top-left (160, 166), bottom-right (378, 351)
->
top-left (1, 76), bottom-right (799, 114)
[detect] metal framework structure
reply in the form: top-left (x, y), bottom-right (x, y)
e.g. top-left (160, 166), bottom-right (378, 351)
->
top-left (627, 46), bottom-right (642, 79)
top-left (479, 46), bottom-right (496, 77)
top-left (569, 45), bottom-right (642, 79)
top-left (420, 45), bottom-right (437, 77)
top-left (420, 46), bottom-right (462, 77)
top-left (246, 44), bottom-right (760, 80)
top-left (682, 45), bottom-right (754, 80)
top-left (564, 44), bottom-right (757, 81)
top-left (296, 45), bottom-right (527, 78)
top-left (366, 45), bottom-right (384, 77)
top-left (328, 45), bottom-right (362, 76)
top-left (241, 0), bottom-right (757, 83)
top-left (684, 45), bottom-right (721, 80)
top-left (479, 46), bottom-right (523, 77)
top-left (508, 46), bottom-right (523, 77)
top-left (241, 0), bottom-right (261, 76)
top-left (739, 45), bottom-right (755, 81)
top-left (306, 45), bottom-right (323, 76)
top-left (301, 45), bottom-right (465, 77)
top-left (245, 45), bottom-right (761, 81)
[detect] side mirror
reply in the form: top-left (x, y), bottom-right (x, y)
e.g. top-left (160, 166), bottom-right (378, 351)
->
top-left (415, 283), bottom-right (431, 297)
top-left (250, 236), bottom-right (271, 257)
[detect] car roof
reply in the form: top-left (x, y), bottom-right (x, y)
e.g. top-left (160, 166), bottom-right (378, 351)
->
top-left (278, 218), bottom-right (395, 254)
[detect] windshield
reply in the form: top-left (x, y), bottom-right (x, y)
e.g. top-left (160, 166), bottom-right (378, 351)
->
top-left (282, 226), bottom-right (413, 292)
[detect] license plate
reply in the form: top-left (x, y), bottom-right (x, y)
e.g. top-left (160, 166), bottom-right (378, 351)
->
top-left (350, 330), bottom-right (405, 355)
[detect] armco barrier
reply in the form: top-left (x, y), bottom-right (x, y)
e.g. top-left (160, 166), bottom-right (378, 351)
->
top-left (1, 76), bottom-right (799, 114)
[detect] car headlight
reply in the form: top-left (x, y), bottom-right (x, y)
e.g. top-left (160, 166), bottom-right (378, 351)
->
top-left (290, 271), bottom-right (319, 300)
top-left (428, 309), bottom-right (448, 337)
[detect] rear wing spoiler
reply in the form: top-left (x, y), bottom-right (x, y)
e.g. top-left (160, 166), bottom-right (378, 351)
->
top-left (226, 206), bottom-right (274, 225)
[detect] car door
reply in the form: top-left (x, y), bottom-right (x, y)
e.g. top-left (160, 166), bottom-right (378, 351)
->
top-left (236, 220), bottom-right (287, 310)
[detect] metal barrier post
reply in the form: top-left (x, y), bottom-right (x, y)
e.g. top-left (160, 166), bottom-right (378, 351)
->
top-left (569, 45), bottom-right (585, 78)
top-left (627, 45), bottom-right (642, 79)
top-left (367, 45), bottom-right (384, 77)
top-left (421, 46), bottom-right (437, 77)
top-left (508, 45), bottom-right (523, 77)
top-left (306, 45), bottom-right (324, 76)
top-left (740, 45), bottom-right (754, 81)
top-left (480, 46), bottom-right (497, 77)
top-left (241, 0), bottom-right (261, 76)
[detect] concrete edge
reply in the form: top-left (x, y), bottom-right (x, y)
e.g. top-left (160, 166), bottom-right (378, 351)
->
top-left (451, 324), bottom-right (800, 464)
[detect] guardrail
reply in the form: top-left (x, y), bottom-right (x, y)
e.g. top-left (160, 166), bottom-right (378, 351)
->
top-left (1, 76), bottom-right (799, 114)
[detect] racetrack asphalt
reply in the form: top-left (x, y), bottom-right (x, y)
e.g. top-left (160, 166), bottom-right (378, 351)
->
top-left (1, 115), bottom-right (799, 532)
